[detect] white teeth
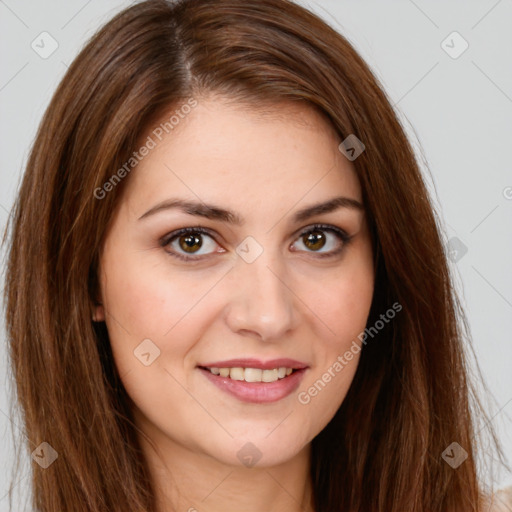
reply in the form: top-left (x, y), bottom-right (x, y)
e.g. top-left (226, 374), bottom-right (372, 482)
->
top-left (229, 367), bottom-right (245, 381)
top-left (262, 369), bottom-right (278, 382)
top-left (207, 366), bottom-right (295, 382)
top-left (244, 368), bottom-right (262, 382)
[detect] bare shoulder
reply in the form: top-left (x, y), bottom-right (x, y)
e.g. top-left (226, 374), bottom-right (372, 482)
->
top-left (486, 486), bottom-right (512, 512)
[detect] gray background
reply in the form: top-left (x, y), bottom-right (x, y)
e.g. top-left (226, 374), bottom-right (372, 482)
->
top-left (1, 0), bottom-right (511, 509)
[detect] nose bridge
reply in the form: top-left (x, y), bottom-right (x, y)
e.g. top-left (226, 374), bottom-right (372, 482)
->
top-left (225, 244), bottom-right (298, 340)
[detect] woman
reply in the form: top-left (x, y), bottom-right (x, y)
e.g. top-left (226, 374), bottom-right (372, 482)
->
top-left (3, 0), bottom-right (508, 511)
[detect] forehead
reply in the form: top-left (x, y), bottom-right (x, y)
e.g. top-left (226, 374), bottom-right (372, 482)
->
top-left (122, 97), bottom-right (362, 219)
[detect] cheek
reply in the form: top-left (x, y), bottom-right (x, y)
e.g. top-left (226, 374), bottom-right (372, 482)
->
top-left (295, 253), bottom-right (373, 427)
top-left (296, 310), bottom-right (363, 433)
top-left (99, 250), bottom-right (233, 409)
top-left (99, 257), bottom-right (220, 423)
top-left (307, 257), bottom-right (374, 347)
top-left (100, 251), bottom-right (220, 341)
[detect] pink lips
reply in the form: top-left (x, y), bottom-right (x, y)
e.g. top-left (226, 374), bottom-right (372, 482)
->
top-left (197, 358), bottom-right (309, 404)
top-left (199, 358), bottom-right (308, 370)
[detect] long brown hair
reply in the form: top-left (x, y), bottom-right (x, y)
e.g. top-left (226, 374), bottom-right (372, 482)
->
top-left (3, 0), bottom-right (499, 510)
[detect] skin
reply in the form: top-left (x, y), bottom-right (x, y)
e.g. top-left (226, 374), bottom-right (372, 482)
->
top-left (94, 95), bottom-right (374, 512)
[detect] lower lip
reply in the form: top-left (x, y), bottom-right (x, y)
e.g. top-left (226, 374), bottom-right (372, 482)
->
top-left (198, 367), bottom-right (307, 403)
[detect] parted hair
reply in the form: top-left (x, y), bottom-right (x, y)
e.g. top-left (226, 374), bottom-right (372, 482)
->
top-left (3, 0), bottom-right (498, 510)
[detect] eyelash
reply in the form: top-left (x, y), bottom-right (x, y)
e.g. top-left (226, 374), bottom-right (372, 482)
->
top-left (160, 223), bottom-right (353, 262)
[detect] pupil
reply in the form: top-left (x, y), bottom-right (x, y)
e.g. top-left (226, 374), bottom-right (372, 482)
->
top-left (304, 231), bottom-right (325, 251)
top-left (180, 233), bottom-right (202, 253)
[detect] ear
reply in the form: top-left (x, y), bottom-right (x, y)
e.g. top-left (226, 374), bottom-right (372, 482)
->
top-left (92, 301), bottom-right (106, 322)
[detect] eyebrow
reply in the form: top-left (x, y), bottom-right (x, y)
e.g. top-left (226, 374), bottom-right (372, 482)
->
top-left (138, 196), bottom-right (364, 224)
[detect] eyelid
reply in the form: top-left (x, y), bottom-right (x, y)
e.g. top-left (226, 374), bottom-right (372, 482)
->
top-left (290, 223), bottom-right (352, 258)
top-left (160, 226), bottom-right (217, 247)
top-left (159, 226), bottom-right (222, 262)
top-left (292, 223), bottom-right (350, 242)
top-left (160, 223), bottom-right (352, 261)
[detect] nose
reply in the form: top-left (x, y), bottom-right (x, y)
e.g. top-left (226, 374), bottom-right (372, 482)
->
top-left (223, 250), bottom-right (299, 342)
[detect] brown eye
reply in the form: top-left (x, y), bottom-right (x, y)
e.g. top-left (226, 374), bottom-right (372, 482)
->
top-left (291, 224), bottom-right (351, 257)
top-left (162, 227), bottom-right (222, 261)
top-left (302, 230), bottom-right (326, 251)
top-left (179, 233), bottom-right (203, 253)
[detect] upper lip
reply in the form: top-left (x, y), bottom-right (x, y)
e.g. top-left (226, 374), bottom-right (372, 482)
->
top-left (198, 358), bottom-right (308, 370)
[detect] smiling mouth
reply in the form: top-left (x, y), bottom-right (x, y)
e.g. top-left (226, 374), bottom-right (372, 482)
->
top-left (198, 366), bottom-right (297, 383)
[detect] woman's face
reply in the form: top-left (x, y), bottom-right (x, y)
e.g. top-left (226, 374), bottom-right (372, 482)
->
top-left (96, 96), bottom-right (374, 468)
